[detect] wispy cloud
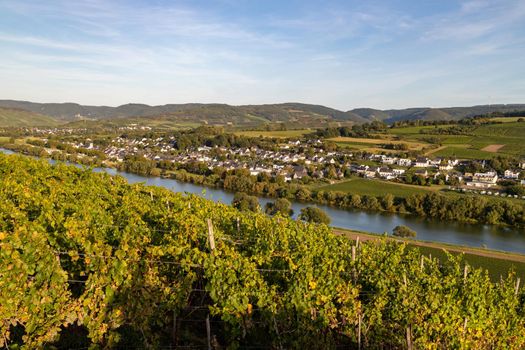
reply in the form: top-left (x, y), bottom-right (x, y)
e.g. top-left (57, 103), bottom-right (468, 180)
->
top-left (0, 0), bottom-right (523, 109)
top-left (422, 0), bottom-right (525, 41)
top-left (268, 5), bottom-right (414, 42)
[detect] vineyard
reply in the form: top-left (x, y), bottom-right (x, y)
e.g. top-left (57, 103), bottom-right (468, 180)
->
top-left (1, 153), bottom-right (525, 349)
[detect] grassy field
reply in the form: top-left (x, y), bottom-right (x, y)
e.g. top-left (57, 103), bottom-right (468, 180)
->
top-left (329, 136), bottom-right (428, 152)
top-left (430, 145), bottom-right (496, 159)
top-left (318, 177), bottom-right (440, 197)
top-left (490, 117), bottom-right (524, 123)
top-left (336, 228), bottom-right (525, 281)
top-left (388, 122), bottom-right (525, 159)
top-left (389, 125), bottom-right (455, 135)
top-left (244, 113), bottom-right (272, 124)
top-left (335, 141), bottom-right (374, 150)
top-left (140, 120), bottom-right (202, 129)
top-left (318, 176), bottom-right (521, 204)
top-left (234, 129), bottom-right (314, 138)
top-left (474, 122), bottom-right (525, 138)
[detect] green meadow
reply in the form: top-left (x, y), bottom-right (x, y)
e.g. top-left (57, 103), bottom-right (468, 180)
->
top-left (318, 177), bottom-right (440, 198)
top-left (389, 122), bottom-right (525, 159)
top-left (234, 129), bottom-right (313, 138)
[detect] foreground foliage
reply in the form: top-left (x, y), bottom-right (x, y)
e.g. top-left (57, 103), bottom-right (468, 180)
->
top-left (1, 153), bottom-right (524, 349)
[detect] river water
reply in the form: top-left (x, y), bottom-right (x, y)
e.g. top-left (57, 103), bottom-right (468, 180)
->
top-left (3, 148), bottom-right (525, 253)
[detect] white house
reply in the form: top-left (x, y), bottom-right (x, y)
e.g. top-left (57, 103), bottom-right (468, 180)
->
top-left (429, 158), bottom-right (442, 166)
top-left (504, 169), bottom-right (520, 179)
top-left (439, 164), bottom-right (454, 171)
top-left (293, 166), bottom-right (308, 179)
top-left (473, 171), bottom-right (498, 183)
top-left (396, 158), bottom-right (412, 167)
top-left (414, 157), bottom-right (431, 167)
top-left (392, 168), bottom-right (406, 175)
top-left (438, 159), bottom-right (457, 171)
top-left (355, 165), bottom-right (369, 175)
top-left (382, 156), bottom-right (397, 165)
top-left (364, 167), bottom-right (379, 178)
top-left (378, 167), bottom-right (395, 179)
top-left (467, 171), bottom-right (498, 188)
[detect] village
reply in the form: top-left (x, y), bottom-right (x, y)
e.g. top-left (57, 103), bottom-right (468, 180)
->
top-left (65, 133), bottom-right (525, 199)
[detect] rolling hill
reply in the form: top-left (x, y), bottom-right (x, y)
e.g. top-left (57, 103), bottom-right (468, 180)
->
top-left (377, 105), bottom-right (525, 123)
top-left (0, 99), bottom-right (524, 127)
top-left (0, 107), bottom-right (60, 127)
top-left (0, 100), bottom-right (368, 127)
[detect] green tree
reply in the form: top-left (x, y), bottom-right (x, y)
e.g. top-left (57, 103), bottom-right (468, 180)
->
top-left (350, 194), bottom-right (362, 207)
top-left (265, 198), bottom-right (294, 217)
top-left (382, 194), bottom-right (395, 211)
top-left (295, 187), bottom-right (312, 201)
top-left (232, 192), bottom-right (260, 212)
top-left (392, 225), bottom-right (417, 238)
top-left (299, 206), bottom-right (331, 224)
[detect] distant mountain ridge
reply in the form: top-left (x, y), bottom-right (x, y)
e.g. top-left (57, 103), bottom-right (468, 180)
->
top-left (0, 99), bottom-right (524, 127)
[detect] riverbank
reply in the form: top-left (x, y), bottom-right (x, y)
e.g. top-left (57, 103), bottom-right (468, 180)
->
top-left (3, 141), bottom-right (525, 227)
top-left (2, 146), bottom-right (525, 254)
top-left (334, 227), bottom-right (525, 279)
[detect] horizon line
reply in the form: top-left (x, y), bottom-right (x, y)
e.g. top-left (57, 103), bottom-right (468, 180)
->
top-left (1, 97), bottom-right (525, 113)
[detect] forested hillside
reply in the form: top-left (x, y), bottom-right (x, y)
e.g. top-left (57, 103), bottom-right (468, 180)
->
top-left (1, 153), bottom-right (524, 348)
top-left (1, 99), bottom-right (524, 125)
top-left (0, 100), bottom-right (364, 125)
top-left (0, 107), bottom-right (60, 127)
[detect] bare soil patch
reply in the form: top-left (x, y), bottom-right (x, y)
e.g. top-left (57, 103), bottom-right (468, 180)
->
top-left (481, 144), bottom-right (505, 152)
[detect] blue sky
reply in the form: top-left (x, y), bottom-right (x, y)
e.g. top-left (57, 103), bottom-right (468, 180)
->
top-left (0, 0), bottom-right (523, 110)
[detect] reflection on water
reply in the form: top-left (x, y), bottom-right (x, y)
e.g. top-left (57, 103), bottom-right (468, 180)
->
top-left (3, 149), bottom-right (525, 253)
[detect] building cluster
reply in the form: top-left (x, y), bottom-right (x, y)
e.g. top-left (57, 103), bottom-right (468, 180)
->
top-left (93, 136), bottom-right (524, 188)
top-left (42, 133), bottom-right (525, 196)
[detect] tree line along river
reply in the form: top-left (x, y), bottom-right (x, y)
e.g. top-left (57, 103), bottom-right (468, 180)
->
top-left (2, 148), bottom-right (525, 254)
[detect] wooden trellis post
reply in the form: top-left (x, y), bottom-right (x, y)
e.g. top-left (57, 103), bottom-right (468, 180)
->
top-left (207, 218), bottom-right (216, 251)
top-left (206, 315), bottom-right (212, 350)
top-left (358, 313), bottom-right (362, 350)
top-left (206, 218), bottom-right (216, 350)
top-left (403, 274), bottom-right (412, 350)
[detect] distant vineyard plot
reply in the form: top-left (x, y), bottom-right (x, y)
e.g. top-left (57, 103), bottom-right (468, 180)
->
top-left (328, 136), bottom-right (429, 152)
top-left (234, 129), bottom-right (313, 138)
top-left (388, 122), bottom-right (525, 159)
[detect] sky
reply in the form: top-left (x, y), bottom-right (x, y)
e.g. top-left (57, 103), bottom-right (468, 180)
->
top-left (0, 0), bottom-right (524, 110)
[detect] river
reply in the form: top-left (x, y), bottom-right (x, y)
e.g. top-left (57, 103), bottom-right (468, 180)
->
top-left (2, 148), bottom-right (525, 253)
